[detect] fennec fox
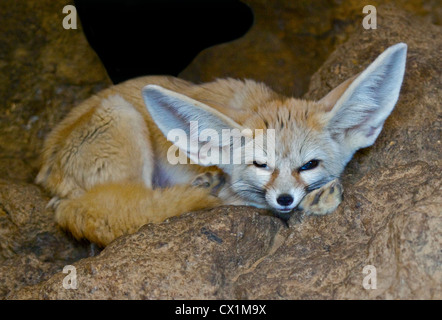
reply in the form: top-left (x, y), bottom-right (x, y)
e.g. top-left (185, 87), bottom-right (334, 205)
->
top-left (37, 43), bottom-right (407, 246)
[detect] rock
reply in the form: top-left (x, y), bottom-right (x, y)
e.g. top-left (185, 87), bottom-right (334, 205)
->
top-left (304, 4), bottom-right (441, 181)
top-left (7, 4), bottom-right (441, 299)
top-left (0, 180), bottom-right (91, 297)
top-left (302, 4), bottom-right (442, 299)
top-left (7, 207), bottom-right (285, 299)
top-left (7, 162), bottom-right (441, 299)
top-left (180, 0), bottom-right (441, 97)
top-left (0, 0), bottom-right (111, 181)
top-left (0, 0), bottom-right (110, 297)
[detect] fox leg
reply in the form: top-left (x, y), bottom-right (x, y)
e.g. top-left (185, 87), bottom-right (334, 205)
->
top-left (55, 182), bottom-right (222, 247)
top-left (298, 179), bottom-right (343, 215)
top-left (191, 170), bottom-right (226, 196)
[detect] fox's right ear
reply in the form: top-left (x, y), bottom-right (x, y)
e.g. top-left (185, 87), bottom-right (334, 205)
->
top-left (142, 85), bottom-right (247, 166)
top-left (319, 43), bottom-right (407, 158)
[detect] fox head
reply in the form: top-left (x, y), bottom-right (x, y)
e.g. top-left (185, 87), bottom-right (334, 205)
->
top-left (142, 43), bottom-right (407, 214)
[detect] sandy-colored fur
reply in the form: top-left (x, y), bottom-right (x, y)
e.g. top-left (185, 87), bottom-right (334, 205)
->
top-left (36, 77), bottom-right (341, 246)
top-left (56, 182), bottom-right (222, 247)
top-left (37, 76), bottom-right (287, 245)
top-left (37, 44), bottom-right (407, 246)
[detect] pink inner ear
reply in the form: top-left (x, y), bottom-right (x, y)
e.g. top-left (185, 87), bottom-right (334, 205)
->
top-left (318, 74), bottom-right (360, 111)
top-left (345, 122), bottom-right (382, 146)
top-left (366, 125), bottom-right (379, 137)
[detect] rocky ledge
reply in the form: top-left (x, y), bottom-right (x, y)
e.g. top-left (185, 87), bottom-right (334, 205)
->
top-left (1, 1), bottom-right (440, 299)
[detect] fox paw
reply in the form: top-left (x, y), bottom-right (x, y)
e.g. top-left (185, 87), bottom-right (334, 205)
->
top-left (298, 179), bottom-right (343, 215)
top-left (191, 171), bottom-right (226, 196)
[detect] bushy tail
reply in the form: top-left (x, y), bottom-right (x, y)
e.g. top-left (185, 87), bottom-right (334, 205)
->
top-left (55, 182), bottom-right (222, 246)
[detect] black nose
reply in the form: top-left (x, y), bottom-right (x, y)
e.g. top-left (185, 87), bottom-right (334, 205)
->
top-left (277, 194), bottom-right (294, 206)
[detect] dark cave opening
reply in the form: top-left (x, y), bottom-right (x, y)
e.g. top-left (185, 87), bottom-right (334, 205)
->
top-left (74, 0), bottom-right (254, 84)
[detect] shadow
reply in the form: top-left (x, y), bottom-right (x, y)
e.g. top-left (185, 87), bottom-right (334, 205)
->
top-left (75, 0), bottom-right (254, 84)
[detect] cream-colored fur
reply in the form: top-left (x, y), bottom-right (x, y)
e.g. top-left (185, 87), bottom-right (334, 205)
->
top-left (36, 44), bottom-right (407, 246)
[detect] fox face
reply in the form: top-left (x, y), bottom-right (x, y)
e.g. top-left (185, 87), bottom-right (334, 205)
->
top-left (227, 101), bottom-right (345, 213)
top-left (143, 43), bottom-right (407, 214)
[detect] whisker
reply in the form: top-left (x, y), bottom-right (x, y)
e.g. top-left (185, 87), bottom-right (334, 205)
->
top-left (230, 181), bottom-right (267, 201)
top-left (306, 175), bottom-right (339, 192)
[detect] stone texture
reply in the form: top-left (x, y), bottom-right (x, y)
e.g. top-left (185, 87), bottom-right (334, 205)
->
top-left (0, 180), bottom-right (93, 298)
top-left (0, 0), bottom-right (111, 181)
top-left (5, 3), bottom-right (441, 300)
top-left (7, 162), bottom-right (441, 299)
top-left (304, 5), bottom-right (441, 179)
top-left (0, 0), bottom-right (110, 297)
top-left (0, 0), bottom-right (442, 299)
top-left (180, 0), bottom-right (441, 97)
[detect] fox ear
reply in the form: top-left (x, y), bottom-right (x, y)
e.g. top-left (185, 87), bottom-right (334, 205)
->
top-left (319, 43), bottom-right (407, 156)
top-left (142, 85), bottom-right (245, 165)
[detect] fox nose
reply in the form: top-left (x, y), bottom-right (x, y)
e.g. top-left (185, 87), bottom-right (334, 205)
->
top-left (277, 194), bottom-right (294, 206)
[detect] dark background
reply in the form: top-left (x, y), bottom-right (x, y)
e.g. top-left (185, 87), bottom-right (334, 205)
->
top-left (75, 0), bottom-right (254, 84)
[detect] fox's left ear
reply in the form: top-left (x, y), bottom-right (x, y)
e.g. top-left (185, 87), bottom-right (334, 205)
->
top-left (319, 43), bottom-right (407, 155)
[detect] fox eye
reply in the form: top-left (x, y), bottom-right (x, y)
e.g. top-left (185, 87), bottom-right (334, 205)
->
top-left (299, 159), bottom-right (320, 171)
top-left (253, 161), bottom-right (268, 169)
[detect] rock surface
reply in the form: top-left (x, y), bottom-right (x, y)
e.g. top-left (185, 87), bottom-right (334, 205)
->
top-left (181, 0), bottom-right (441, 97)
top-left (0, 180), bottom-right (92, 297)
top-left (0, 0), bottom-right (110, 297)
top-left (2, 1), bottom-right (441, 299)
top-left (0, 0), bottom-right (111, 180)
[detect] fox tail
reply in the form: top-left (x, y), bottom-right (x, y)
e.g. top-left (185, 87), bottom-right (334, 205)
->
top-left (54, 182), bottom-right (221, 246)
